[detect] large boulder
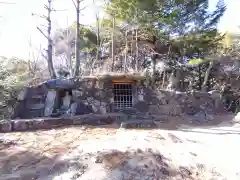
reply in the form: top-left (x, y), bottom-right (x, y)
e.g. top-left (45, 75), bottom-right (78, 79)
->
top-left (133, 101), bottom-right (149, 113)
top-left (187, 111), bottom-right (214, 123)
top-left (44, 90), bottom-right (57, 116)
top-left (150, 104), bottom-right (182, 116)
top-left (120, 119), bottom-right (157, 129)
top-left (75, 102), bottom-right (93, 115)
top-left (208, 90), bottom-right (225, 113)
top-left (11, 120), bottom-right (28, 131)
top-left (0, 120), bottom-right (12, 132)
top-left (233, 112), bottom-right (240, 123)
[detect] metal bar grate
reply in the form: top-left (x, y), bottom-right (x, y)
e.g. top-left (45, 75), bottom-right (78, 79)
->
top-left (113, 83), bottom-right (133, 109)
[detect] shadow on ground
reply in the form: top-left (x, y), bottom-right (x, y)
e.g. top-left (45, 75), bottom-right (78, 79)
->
top-left (0, 140), bottom-right (86, 180)
top-left (0, 142), bottom-right (86, 180)
top-left (97, 149), bottom-right (222, 180)
top-left (0, 139), bottom-right (219, 180)
top-left (1, 114), bottom-right (233, 180)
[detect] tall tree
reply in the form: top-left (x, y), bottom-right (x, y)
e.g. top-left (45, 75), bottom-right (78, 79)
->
top-left (104, 0), bottom-right (226, 89)
top-left (33, 0), bottom-right (57, 79)
top-left (53, 24), bottom-right (98, 75)
top-left (72, 0), bottom-right (81, 77)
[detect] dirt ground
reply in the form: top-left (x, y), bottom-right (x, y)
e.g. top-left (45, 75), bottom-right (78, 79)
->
top-left (1, 114), bottom-right (240, 180)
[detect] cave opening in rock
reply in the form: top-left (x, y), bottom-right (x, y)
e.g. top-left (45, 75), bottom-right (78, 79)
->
top-left (113, 82), bottom-right (133, 109)
top-left (55, 89), bottom-right (73, 111)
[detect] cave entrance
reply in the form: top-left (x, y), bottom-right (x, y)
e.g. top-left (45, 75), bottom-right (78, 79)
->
top-left (54, 88), bottom-right (73, 114)
top-left (112, 79), bottom-right (135, 109)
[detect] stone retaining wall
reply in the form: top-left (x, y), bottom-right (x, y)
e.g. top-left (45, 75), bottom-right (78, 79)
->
top-left (13, 77), bottom-right (224, 119)
top-left (0, 114), bottom-right (125, 132)
top-left (7, 77), bottom-right (225, 132)
top-left (72, 78), bottom-right (224, 117)
top-left (136, 89), bottom-right (223, 116)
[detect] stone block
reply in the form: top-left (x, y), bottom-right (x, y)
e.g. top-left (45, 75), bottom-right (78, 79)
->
top-left (158, 105), bottom-right (172, 115)
top-left (12, 120), bottom-right (29, 131)
top-left (75, 102), bottom-right (93, 115)
top-left (233, 112), bottom-right (240, 123)
top-left (98, 106), bottom-right (107, 114)
top-left (72, 117), bottom-right (84, 125)
top-left (151, 115), bottom-right (169, 123)
top-left (0, 120), bottom-right (12, 132)
top-left (12, 119), bottom-right (48, 131)
top-left (208, 90), bottom-right (221, 99)
top-left (119, 108), bottom-right (138, 116)
top-left (120, 120), bottom-right (157, 129)
top-left (44, 90), bottom-right (56, 116)
top-left (72, 90), bottom-right (83, 97)
top-left (17, 89), bottom-right (27, 100)
top-left (133, 101), bottom-right (149, 113)
top-left (149, 103), bottom-right (182, 116)
top-left (187, 111), bottom-right (214, 123)
top-left (30, 118), bottom-right (47, 129)
top-left (43, 118), bottom-right (73, 128)
top-left (156, 91), bottom-right (169, 105)
top-left (99, 115), bottom-right (114, 124)
top-left (205, 113), bottom-right (214, 121)
top-left (148, 105), bottom-right (161, 115)
top-left (113, 114), bottom-right (128, 123)
top-left (70, 103), bottom-right (77, 116)
top-left (79, 115), bottom-right (113, 125)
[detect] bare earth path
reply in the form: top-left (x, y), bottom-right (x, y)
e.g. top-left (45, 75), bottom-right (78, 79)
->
top-left (1, 121), bottom-right (240, 180)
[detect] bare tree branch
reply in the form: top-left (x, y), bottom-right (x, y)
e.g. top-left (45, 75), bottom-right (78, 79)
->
top-left (74, 0), bottom-right (81, 77)
top-left (71, 0), bottom-right (77, 9)
top-left (41, 51), bottom-right (48, 60)
top-left (52, 8), bottom-right (68, 12)
top-left (32, 13), bottom-right (47, 19)
top-left (33, 0), bottom-right (56, 79)
top-left (80, 5), bottom-right (88, 11)
top-left (37, 27), bottom-right (48, 39)
top-left (0, 1), bottom-right (16, 4)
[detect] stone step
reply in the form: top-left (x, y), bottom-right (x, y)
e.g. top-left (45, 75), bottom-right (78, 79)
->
top-left (0, 114), bottom-right (120, 132)
top-left (120, 119), bottom-right (157, 129)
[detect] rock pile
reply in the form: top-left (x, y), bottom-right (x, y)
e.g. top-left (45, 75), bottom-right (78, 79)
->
top-left (131, 89), bottom-right (224, 122)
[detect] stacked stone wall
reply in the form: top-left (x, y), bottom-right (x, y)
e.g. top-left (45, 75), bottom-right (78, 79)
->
top-left (1, 78), bottom-right (225, 132)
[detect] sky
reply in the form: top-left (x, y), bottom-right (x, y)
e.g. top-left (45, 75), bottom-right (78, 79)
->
top-left (0, 0), bottom-right (239, 60)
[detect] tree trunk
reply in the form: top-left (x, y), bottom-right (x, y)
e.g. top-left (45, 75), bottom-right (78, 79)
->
top-left (74, 0), bottom-right (80, 77)
top-left (198, 65), bottom-right (202, 90)
top-left (67, 51), bottom-right (73, 77)
top-left (111, 15), bottom-right (116, 71)
top-left (135, 29), bottom-right (138, 71)
top-left (91, 10), bottom-right (101, 74)
top-left (124, 30), bottom-right (128, 72)
top-left (201, 61), bottom-right (214, 92)
top-left (47, 44), bottom-right (56, 79)
top-left (47, 0), bottom-right (56, 79)
top-left (162, 70), bottom-right (166, 88)
top-left (152, 54), bottom-right (157, 88)
top-left (66, 17), bottom-right (73, 77)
